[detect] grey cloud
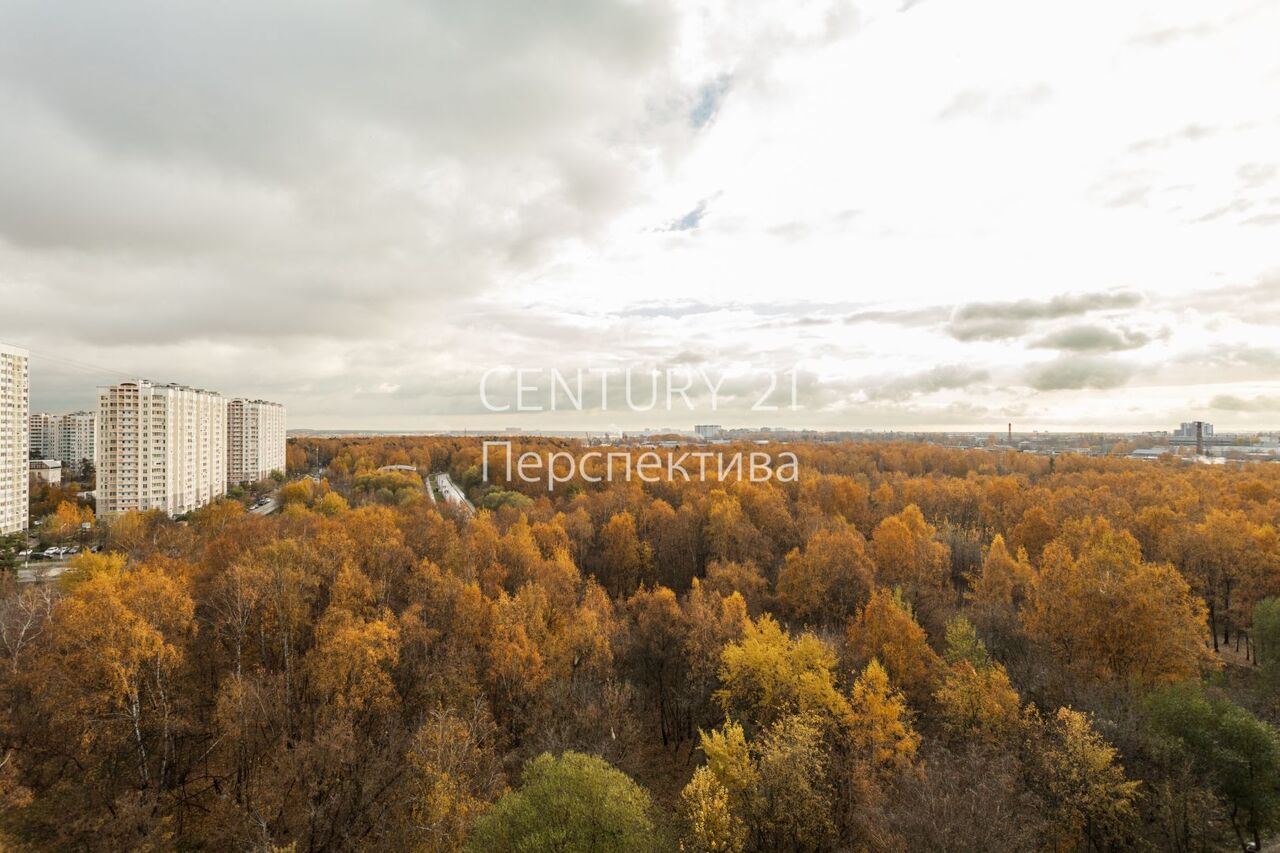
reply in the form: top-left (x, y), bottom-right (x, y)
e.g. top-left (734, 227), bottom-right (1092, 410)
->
top-left (1105, 185), bottom-right (1151, 209)
top-left (1130, 21), bottom-right (1215, 47)
top-left (865, 365), bottom-right (990, 402)
top-left (1129, 123), bottom-right (1218, 153)
top-left (1194, 345), bottom-right (1280, 370)
top-left (938, 84), bottom-right (1051, 121)
top-left (845, 306), bottom-right (950, 326)
top-left (1030, 325), bottom-right (1152, 353)
top-left (947, 290), bottom-right (1144, 341)
top-left (1195, 199), bottom-right (1254, 223)
top-left (1208, 394), bottom-right (1280, 413)
top-left (0, 0), bottom-right (697, 351)
top-left (1025, 357), bottom-right (1134, 391)
top-left (1238, 163), bottom-right (1277, 188)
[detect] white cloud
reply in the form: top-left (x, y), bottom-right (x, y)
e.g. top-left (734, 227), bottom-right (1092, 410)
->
top-left (2, 0), bottom-right (1278, 431)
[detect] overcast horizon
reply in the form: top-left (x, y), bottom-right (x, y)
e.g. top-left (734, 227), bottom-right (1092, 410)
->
top-left (2, 0), bottom-right (1279, 433)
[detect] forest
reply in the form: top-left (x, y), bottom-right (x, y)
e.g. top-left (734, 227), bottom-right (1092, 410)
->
top-left (3, 436), bottom-right (1280, 852)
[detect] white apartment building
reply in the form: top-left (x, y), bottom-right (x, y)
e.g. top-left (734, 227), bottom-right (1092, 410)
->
top-left (96, 381), bottom-right (228, 517)
top-left (0, 344), bottom-right (30, 534)
top-left (29, 412), bottom-right (55, 459)
top-left (56, 411), bottom-right (95, 470)
top-left (226, 398), bottom-right (287, 485)
top-left (29, 411), bottom-right (95, 470)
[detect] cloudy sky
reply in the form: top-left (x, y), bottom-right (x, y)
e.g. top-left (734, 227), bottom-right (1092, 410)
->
top-left (2, 0), bottom-right (1278, 432)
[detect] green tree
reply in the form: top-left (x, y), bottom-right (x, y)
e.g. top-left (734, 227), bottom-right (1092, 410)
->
top-left (466, 752), bottom-right (659, 853)
top-left (1254, 597), bottom-right (1280, 680)
top-left (0, 532), bottom-right (24, 574)
top-left (1146, 683), bottom-right (1280, 852)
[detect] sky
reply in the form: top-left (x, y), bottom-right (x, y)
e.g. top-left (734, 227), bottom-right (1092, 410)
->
top-left (1, 0), bottom-right (1278, 433)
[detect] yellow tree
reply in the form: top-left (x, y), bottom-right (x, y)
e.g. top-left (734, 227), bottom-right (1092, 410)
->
top-left (396, 702), bottom-right (505, 852)
top-left (775, 524), bottom-right (875, 626)
top-left (43, 500), bottom-right (93, 543)
top-left (1024, 524), bottom-right (1212, 688)
top-left (1022, 706), bottom-right (1140, 849)
top-left (39, 563), bottom-right (195, 791)
top-left (679, 766), bottom-right (746, 853)
top-left (964, 534), bottom-right (1035, 651)
top-left (715, 614), bottom-right (851, 733)
top-left (306, 568), bottom-right (402, 718)
top-left (846, 587), bottom-right (941, 706)
top-left (847, 659), bottom-right (920, 777)
top-left (870, 504), bottom-right (952, 627)
top-left (934, 617), bottom-right (1020, 741)
top-left (598, 510), bottom-right (653, 597)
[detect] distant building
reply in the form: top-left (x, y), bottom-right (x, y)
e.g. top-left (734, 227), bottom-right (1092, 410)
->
top-left (226, 399), bottom-right (287, 485)
top-left (30, 459), bottom-right (61, 485)
top-left (0, 343), bottom-right (29, 534)
top-left (1170, 421), bottom-right (1233, 451)
top-left (694, 424), bottom-right (723, 439)
top-left (29, 412), bottom-right (55, 459)
top-left (30, 411), bottom-right (96, 470)
top-left (97, 381), bottom-right (228, 516)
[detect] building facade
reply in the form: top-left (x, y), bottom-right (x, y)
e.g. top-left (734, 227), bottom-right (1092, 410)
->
top-left (226, 399), bottom-right (287, 484)
top-left (29, 411), bottom-right (95, 470)
top-left (29, 412), bottom-right (55, 459)
top-left (0, 344), bottom-right (30, 534)
top-left (96, 381), bottom-right (227, 516)
top-left (29, 459), bottom-right (61, 486)
top-left (56, 411), bottom-right (96, 470)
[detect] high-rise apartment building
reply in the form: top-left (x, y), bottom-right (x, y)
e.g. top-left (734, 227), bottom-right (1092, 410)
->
top-left (29, 411), bottom-right (95, 470)
top-left (96, 381), bottom-right (227, 516)
top-left (29, 412), bottom-right (55, 459)
top-left (0, 344), bottom-right (30, 534)
top-left (226, 399), bottom-right (287, 485)
top-left (56, 411), bottom-right (95, 470)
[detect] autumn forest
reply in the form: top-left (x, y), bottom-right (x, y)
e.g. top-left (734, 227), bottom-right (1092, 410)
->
top-left (4, 436), bottom-right (1280, 852)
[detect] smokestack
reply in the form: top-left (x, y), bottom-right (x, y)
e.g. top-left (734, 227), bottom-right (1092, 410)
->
top-left (1196, 420), bottom-right (1204, 456)
top-left (1008, 423), bottom-right (1012, 444)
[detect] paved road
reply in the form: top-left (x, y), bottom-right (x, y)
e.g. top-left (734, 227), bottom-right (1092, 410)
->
top-left (249, 497), bottom-right (279, 516)
top-left (17, 560), bottom-right (72, 584)
top-left (435, 473), bottom-right (475, 517)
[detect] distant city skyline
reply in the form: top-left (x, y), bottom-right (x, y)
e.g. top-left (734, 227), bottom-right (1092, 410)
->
top-left (1, 0), bottom-right (1278, 431)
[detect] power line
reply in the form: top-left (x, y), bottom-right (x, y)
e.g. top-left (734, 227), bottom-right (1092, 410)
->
top-left (1, 339), bottom-right (150, 383)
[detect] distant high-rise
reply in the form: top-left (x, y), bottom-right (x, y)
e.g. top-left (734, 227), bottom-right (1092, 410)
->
top-left (29, 411), bottom-right (95, 470)
top-left (29, 411), bottom-right (55, 459)
top-left (226, 399), bottom-right (287, 484)
top-left (0, 344), bottom-right (30, 534)
top-left (96, 381), bottom-right (227, 516)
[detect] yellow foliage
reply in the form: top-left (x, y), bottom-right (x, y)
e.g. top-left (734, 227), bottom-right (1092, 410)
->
top-left (848, 659), bottom-right (919, 775)
top-left (715, 614), bottom-right (851, 731)
top-left (679, 766), bottom-right (746, 853)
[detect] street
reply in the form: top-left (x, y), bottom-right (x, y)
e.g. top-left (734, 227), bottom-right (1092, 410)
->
top-left (434, 473), bottom-right (475, 517)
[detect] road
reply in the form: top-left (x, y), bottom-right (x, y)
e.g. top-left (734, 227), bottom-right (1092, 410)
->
top-left (17, 560), bottom-right (72, 584)
top-left (249, 496), bottom-right (279, 516)
top-left (435, 473), bottom-right (475, 517)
